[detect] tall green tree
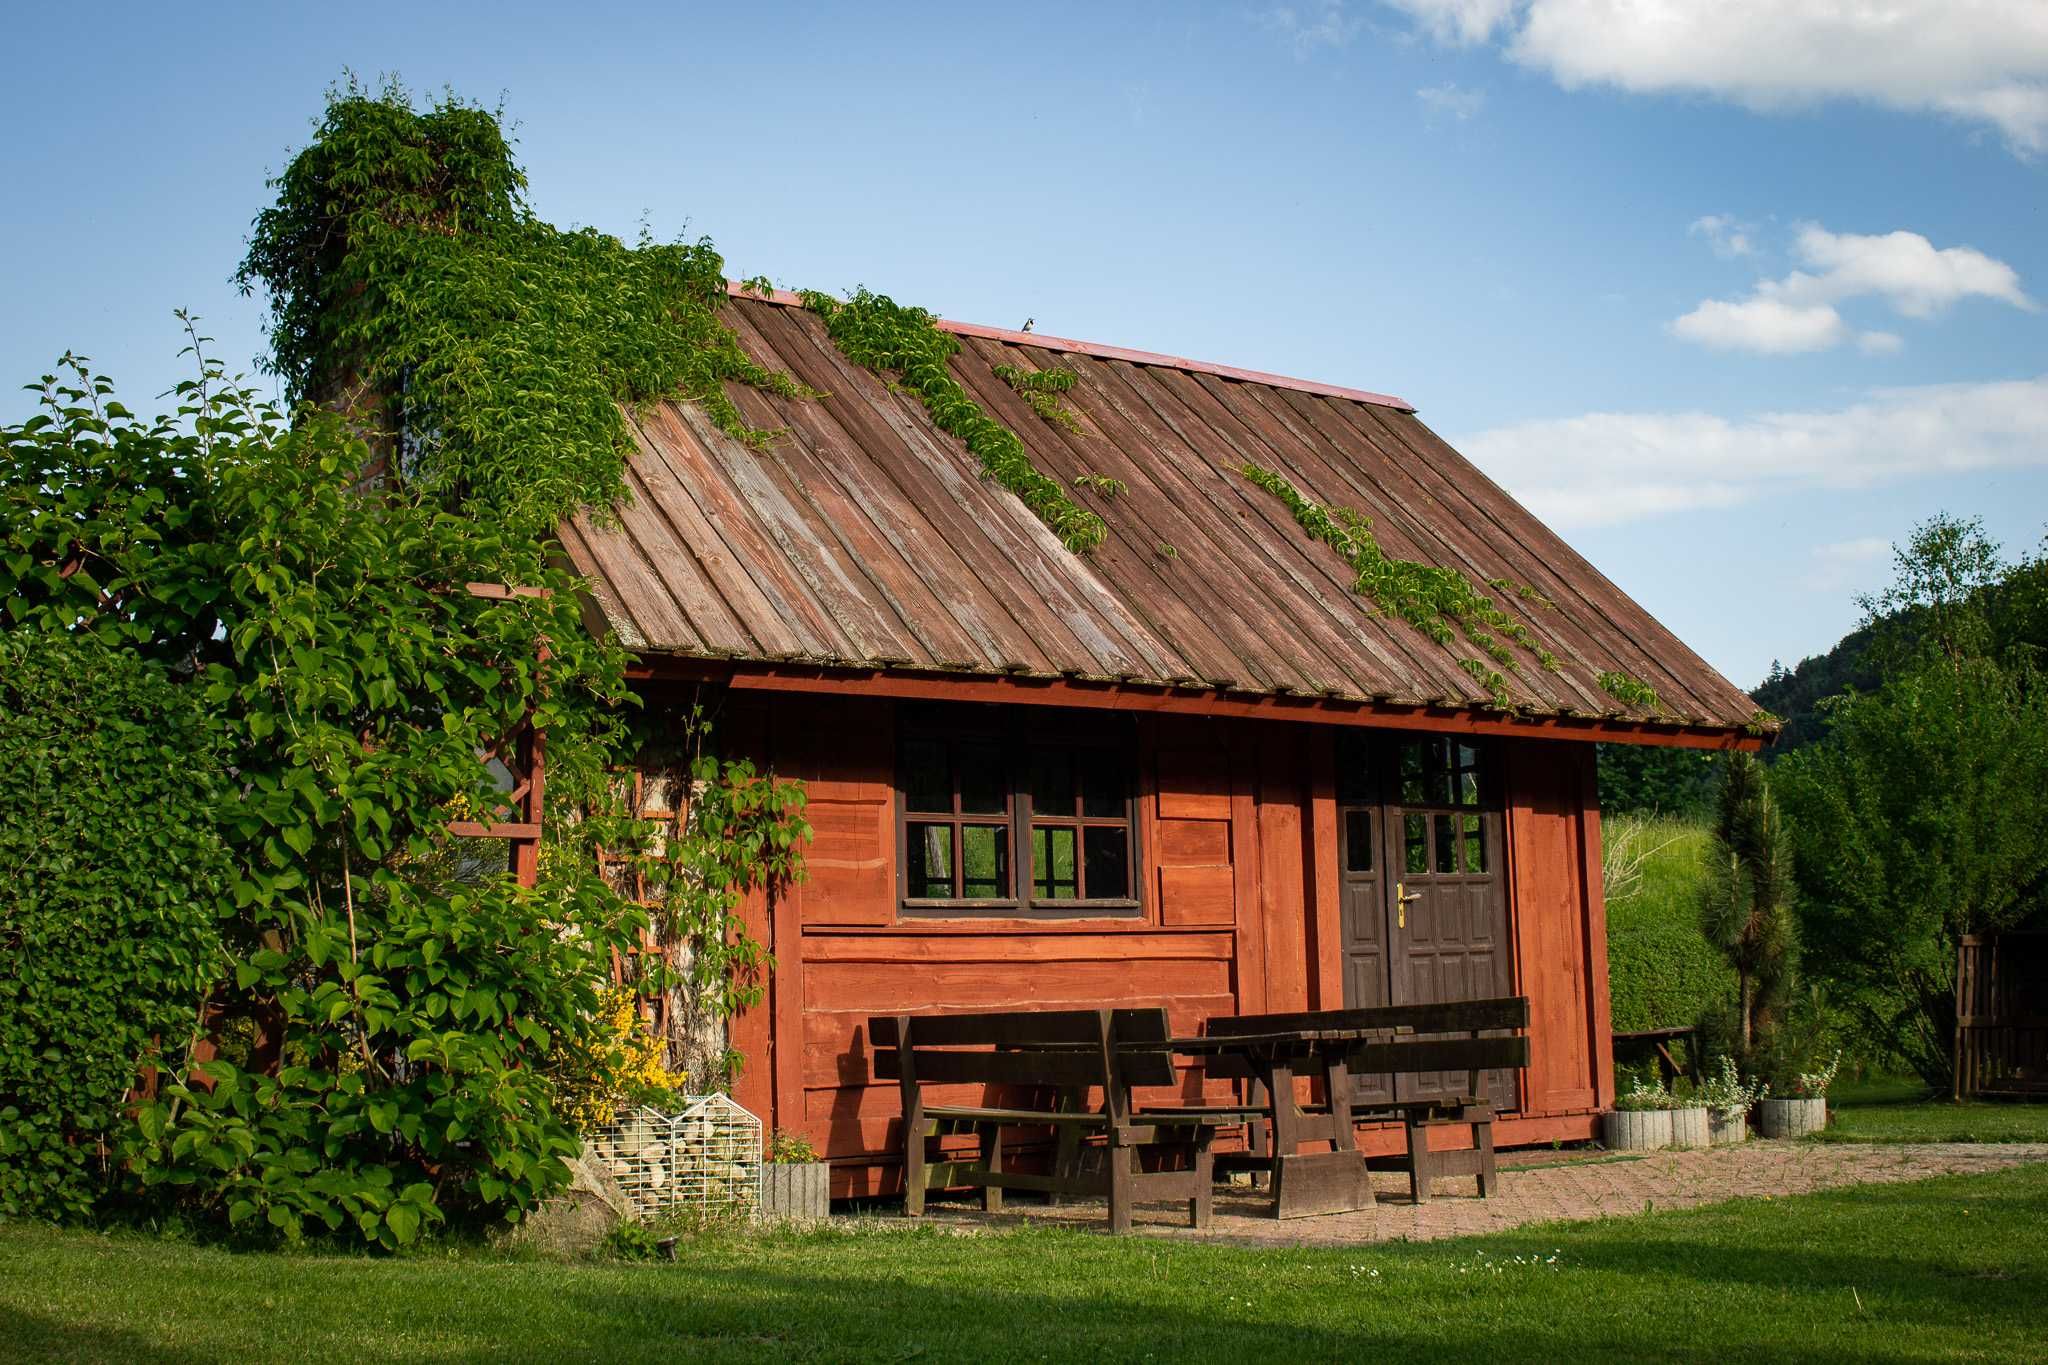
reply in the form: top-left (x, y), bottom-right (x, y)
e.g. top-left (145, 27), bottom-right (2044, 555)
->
top-left (1698, 752), bottom-right (1799, 1060)
top-left (1775, 517), bottom-right (2048, 1087)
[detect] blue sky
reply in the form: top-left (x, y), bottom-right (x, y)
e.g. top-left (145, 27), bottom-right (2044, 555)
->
top-left (4, 1), bottom-right (2044, 688)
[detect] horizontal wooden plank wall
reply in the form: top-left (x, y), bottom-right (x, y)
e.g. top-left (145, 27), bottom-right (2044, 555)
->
top-left (700, 693), bottom-right (1613, 1195)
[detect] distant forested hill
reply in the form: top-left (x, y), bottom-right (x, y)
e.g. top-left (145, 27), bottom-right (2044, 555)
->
top-left (1599, 542), bottom-right (2044, 817)
top-left (1594, 630), bottom-right (1878, 819)
top-left (1750, 623), bottom-right (1883, 755)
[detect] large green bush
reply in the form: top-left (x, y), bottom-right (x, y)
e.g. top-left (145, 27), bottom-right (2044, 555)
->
top-left (1775, 518), bottom-right (2048, 1088)
top-left (1603, 817), bottom-right (1735, 1035)
top-left (0, 635), bottom-right (229, 1220)
top-left (0, 79), bottom-right (811, 1246)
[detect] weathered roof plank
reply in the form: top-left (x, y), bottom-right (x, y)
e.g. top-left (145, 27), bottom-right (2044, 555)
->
top-left (557, 292), bottom-right (1760, 734)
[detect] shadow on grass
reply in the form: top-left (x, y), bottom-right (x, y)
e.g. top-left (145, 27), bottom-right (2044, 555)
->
top-left (515, 1179), bottom-right (2048, 1363)
top-left (530, 1243), bottom-right (2026, 1365)
top-left (0, 1307), bottom-right (215, 1365)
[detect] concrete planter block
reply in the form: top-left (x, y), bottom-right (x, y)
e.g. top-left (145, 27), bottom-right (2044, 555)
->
top-left (1603, 1109), bottom-right (1673, 1151)
top-left (762, 1162), bottom-right (830, 1220)
top-left (1708, 1111), bottom-right (1749, 1145)
top-left (1668, 1106), bottom-right (1710, 1149)
top-left (1757, 1097), bottom-right (1827, 1138)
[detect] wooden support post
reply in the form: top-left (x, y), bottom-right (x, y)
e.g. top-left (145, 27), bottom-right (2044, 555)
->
top-left (894, 1014), bottom-right (927, 1217)
top-left (980, 1124), bottom-right (1004, 1213)
top-left (1406, 1116), bottom-right (1433, 1204)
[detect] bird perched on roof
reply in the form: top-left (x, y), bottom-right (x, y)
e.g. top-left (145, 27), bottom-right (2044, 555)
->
top-left (1021, 318), bottom-right (1034, 333)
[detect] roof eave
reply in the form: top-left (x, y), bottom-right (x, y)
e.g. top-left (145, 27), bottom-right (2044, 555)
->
top-left (626, 652), bottom-right (1769, 753)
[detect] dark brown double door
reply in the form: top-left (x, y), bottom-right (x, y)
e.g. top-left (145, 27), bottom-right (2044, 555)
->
top-left (1335, 733), bottom-right (1515, 1109)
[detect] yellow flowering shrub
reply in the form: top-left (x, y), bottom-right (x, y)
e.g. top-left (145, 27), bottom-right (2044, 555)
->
top-left (550, 989), bottom-right (687, 1134)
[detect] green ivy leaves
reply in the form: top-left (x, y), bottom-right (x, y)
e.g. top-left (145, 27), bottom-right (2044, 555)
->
top-left (1237, 461), bottom-right (1561, 709)
top-left (802, 289), bottom-right (1107, 554)
top-left (237, 79), bottom-right (810, 545)
top-left (0, 634), bottom-right (230, 1221)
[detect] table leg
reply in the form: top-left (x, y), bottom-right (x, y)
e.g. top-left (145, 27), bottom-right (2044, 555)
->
top-left (1266, 1056), bottom-right (1375, 1220)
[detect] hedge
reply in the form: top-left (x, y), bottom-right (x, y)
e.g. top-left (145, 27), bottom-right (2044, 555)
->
top-left (0, 634), bottom-right (229, 1219)
top-left (1605, 818), bottom-right (1736, 1035)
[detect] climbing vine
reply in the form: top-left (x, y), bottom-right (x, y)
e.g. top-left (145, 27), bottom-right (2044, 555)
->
top-left (799, 288), bottom-right (1107, 554)
top-left (0, 79), bottom-right (826, 1245)
top-left (1597, 671), bottom-right (1663, 712)
top-left (1237, 461), bottom-right (1565, 708)
top-left (238, 77), bottom-right (813, 541)
top-left (994, 362), bottom-right (1083, 434)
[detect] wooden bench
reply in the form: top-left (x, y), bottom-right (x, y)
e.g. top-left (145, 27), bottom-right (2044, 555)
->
top-left (1208, 996), bottom-right (1531, 1204)
top-left (869, 1008), bottom-right (1257, 1233)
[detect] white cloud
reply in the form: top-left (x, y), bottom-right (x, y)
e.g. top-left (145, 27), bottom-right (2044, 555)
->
top-left (1672, 224), bottom-right (2032, 354)
top-left (1461, 374), bottom-right (2048, 529)
top-left (1262, 1), bottom-right (1364, 56)
top-left (1670, 298), bottom-right (1848, 354)
top-left (1379, 0), bottom-right (1518, 45)
top-left (1416, 82), bottom-right (1487, 120)
top-left (1375, 1), bottom-right (2048, 156)
top-left (1776, 225), bottom-right (2034, 319)
top-left (1688, 215), bottom-right (1755, 259)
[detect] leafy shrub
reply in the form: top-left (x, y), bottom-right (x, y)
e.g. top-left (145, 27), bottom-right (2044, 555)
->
top-left (1, 349), bottom-right (649, 1245)
top-left (1613, 1079), bottom-right (1675, 1112)
top-left (1603, 817), bottom-right (1735, 1035)
top-left (1696, 1056), bottom-right (1769, 1119)
top-left (767, 1129), bottom-right (820, 1165)
top-left (1775, 520), bottom-right (2048, 1087)
top-left (0, 635), bottom-right (229, 1220)
top-left (126, 871), bottom-right (636, 1246)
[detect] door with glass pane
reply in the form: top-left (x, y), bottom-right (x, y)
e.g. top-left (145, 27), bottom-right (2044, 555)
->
top-left (1336, 733), bottom-right (1513, 1107)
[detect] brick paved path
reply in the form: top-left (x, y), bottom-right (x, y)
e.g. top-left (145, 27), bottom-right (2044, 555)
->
top-left (905, 1142), bottom-right (2048, 1245)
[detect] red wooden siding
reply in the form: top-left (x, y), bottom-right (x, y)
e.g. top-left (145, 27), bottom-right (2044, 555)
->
top-left (709, 693), bottom-right (1612, 1194)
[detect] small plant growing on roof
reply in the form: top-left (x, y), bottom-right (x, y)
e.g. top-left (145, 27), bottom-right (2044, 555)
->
top-left (994, 362), bottom-right (1084, 433)
top-left (1597, 671), bottom-right (1662, 712)
top-left (1238, 461), bottom-right (1562, 708)
top-left (800, 289), bottom-right (1106, 554)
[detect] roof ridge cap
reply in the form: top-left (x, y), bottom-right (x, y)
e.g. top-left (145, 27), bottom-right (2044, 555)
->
top-left (723, 280), bottom-right (1415, 413)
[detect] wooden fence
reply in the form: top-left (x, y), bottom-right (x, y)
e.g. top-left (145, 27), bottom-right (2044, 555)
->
top-left (1955, 933), bottom-right (2048, 1101)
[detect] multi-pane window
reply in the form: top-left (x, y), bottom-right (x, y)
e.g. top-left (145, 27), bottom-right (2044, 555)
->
top-left (899, 711), bottom-right (1138, 916)
top-left (901, 735), bottom-right (1012, 900)
top-left (1337, 732), bottom-right (1494, 878)
top-left (1396, 737), bottom-right (1489, 876)
top-left (1027, 746), bottom-right (1132, 902)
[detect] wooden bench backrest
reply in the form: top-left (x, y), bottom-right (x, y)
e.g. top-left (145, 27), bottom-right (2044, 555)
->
top-left (1207, 996), bottom-right (1530, 1038)
top-left (1346, 1034), bottom-right (1530, 1077)
top-left (1109, 1008), bottom-right (1180, 1089)
top-left (868, 1008), bottom-right (1178, 1092)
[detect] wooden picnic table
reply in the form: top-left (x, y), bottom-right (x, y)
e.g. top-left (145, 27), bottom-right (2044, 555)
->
top-left (1119, 1024), bottom-right (1404, 1219)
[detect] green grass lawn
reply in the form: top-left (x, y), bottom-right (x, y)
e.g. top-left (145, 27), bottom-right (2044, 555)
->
top-left (5, 1165), bottom-right (2047, 1363)
top-left (1818, 1078), bottom-right (2048, 1144)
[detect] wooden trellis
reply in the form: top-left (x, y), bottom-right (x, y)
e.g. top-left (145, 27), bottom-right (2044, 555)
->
top-left (595, 765), bottom-right (683, 1033)
top-left (445, 582), bottom-right (550, 888)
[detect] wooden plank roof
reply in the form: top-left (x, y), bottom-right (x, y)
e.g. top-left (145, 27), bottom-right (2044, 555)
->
top-left (561, 287), bottom-right (1762, 739)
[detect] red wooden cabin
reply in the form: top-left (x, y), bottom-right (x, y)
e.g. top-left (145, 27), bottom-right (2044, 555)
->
top-left (565, 286), bottom-right (1765, 1197)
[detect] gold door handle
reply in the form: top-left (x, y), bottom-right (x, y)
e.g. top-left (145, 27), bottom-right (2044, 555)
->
top-left (1396, 881), bottom-right (1422, 927)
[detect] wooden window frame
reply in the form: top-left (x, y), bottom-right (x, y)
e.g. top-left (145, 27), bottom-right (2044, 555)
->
top-left (895, 707), bottom-right (1143, 921)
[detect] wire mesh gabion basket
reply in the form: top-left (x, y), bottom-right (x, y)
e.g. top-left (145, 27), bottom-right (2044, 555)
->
top-left (589, 1095), bottom-right (763, 1221)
